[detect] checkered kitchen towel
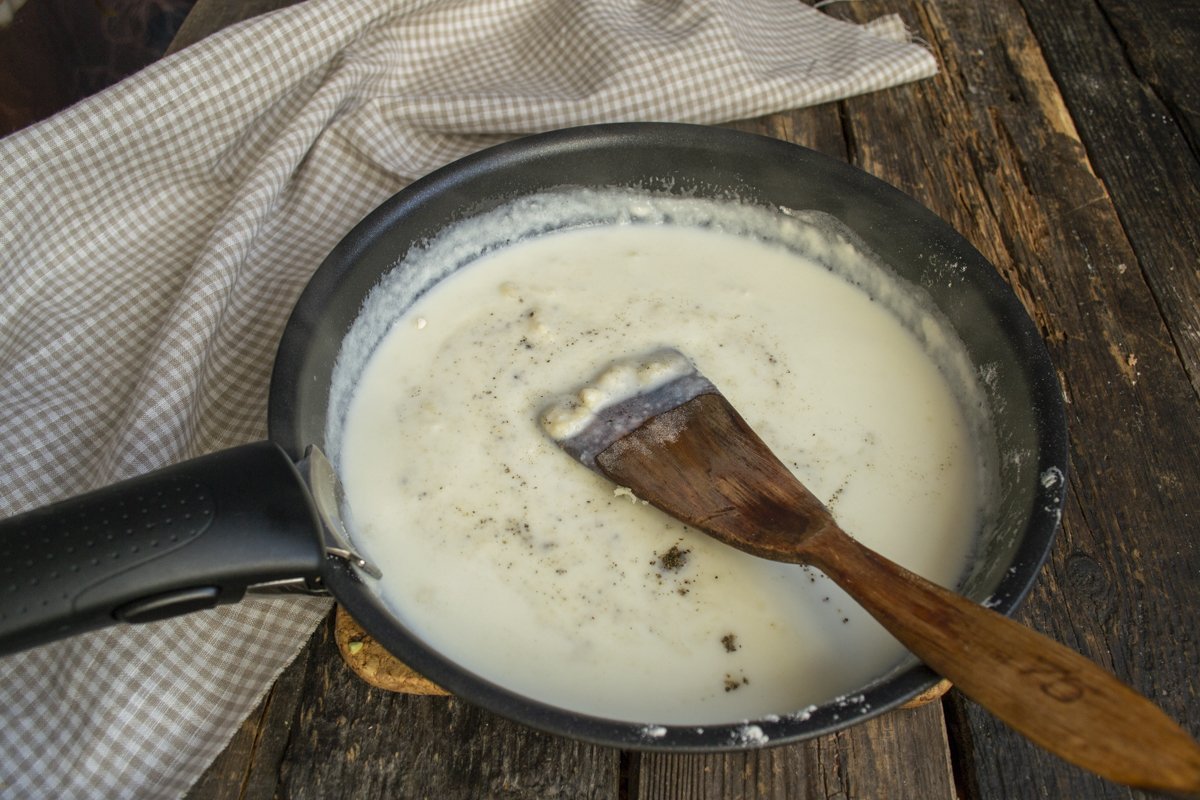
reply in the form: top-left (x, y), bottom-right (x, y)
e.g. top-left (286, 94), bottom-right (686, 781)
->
top-left (0, 1), bottom-right (934, 796)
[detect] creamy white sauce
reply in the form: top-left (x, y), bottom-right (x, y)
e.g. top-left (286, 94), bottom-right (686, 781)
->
top-left (331, 192), bottom-right (995, 726)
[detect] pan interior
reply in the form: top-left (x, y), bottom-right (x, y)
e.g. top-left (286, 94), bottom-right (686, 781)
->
top-left (325, 190), bottom-right (996, 723)
top-left (270, 123), bottom-right (1067, 749)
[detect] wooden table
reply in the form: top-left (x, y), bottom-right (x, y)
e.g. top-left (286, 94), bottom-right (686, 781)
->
top-left (179, 1), bottom-right (1200, 797)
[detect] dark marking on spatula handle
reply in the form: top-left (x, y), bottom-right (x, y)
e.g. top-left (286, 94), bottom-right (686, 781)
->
top-left (1020, 656), bottom-right (1087, 702)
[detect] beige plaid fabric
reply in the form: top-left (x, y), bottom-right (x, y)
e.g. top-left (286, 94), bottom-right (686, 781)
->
top-left (0, 1), bottom-right (934, 796)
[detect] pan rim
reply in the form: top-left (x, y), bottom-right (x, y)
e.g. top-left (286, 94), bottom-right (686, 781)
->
top-left (268, 122), bottom-right (1068, 750)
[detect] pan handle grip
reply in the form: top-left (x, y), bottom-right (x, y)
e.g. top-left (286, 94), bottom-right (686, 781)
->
top-left (0, 441), bottom-right (326, 656)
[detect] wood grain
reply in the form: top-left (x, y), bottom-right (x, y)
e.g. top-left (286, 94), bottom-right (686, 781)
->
top-left (1024, 0), bottom-right (1200, 390)
top-left (635, 702), bottom-right (955, 800)
top-left (165, 0), bottom-right (305, 55)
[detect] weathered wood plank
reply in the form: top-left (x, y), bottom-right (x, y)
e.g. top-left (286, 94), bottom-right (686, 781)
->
top-left (167, 0), bottom-right (305, 55)
top-left (821, 0), bottom-right (1200, 797)
top-left (274, 617), bottom-right (621, 799)
top-left (1090, 0), bottom-right (1200, 173)
top-left (724, 105), bottom-right (851, 163)
top-left (185, 627), bottom-right (316, 800)
top-left (635, 703), bottom-right (955, 800)
top-left (1019, 0), bottom-right (1200, 395)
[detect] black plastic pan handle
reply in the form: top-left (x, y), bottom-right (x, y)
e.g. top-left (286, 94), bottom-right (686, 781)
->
top-left (0, 441), bottom-right (327, 656)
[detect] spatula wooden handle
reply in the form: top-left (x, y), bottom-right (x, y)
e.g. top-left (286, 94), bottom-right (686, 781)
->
top-left (584, 387), bottom-right (1198, 792)
top-left (805, 525), bottom-right (1200, 796)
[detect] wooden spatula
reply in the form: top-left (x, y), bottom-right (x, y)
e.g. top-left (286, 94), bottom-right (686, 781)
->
top-left (541, 349), bottom-right (1200, 796)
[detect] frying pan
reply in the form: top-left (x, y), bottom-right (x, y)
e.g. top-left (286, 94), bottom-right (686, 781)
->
top-left (0, 122), bottom-right (1068, 750)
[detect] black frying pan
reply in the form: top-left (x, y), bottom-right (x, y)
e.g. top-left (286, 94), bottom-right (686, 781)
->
top-left (0, 123), bottom-right (1068, 750)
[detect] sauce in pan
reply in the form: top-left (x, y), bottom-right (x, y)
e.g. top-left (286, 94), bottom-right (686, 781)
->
top-left (330, 192), bottom-right (994, 726)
